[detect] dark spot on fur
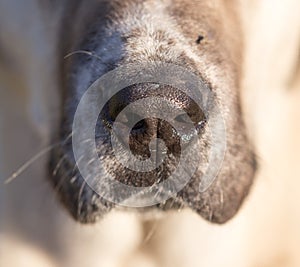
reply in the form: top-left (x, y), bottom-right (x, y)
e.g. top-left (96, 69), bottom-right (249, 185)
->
top-left (196, 35), bottom-right (204, 44)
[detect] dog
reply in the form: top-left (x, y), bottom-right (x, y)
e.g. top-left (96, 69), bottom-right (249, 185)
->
top-left (0, 0), bottom-right (299, 266)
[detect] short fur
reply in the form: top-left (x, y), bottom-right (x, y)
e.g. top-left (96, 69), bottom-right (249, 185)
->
top-left (49, 0), bottom-right (256, 224)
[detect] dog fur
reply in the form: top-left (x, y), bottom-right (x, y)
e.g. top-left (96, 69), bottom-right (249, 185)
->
top-left (0, 0), bottom-right (300, 266)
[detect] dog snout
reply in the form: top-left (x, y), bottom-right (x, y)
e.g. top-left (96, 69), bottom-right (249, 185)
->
top-left (100, 84), bottom-right (206, 159)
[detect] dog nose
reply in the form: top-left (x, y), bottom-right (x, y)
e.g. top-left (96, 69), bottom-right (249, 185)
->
top-left (100, 85), bottom-right (206, 159)
top-left (103, 106), bottom-right (181, 159)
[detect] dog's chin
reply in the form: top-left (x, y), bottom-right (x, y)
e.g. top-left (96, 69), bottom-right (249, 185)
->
top-left (49, 166), bottom-right (186, 224)
top-left (49, 136), bottom-right (203, 224)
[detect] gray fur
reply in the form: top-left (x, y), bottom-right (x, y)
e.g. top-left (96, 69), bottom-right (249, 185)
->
top-left (49, 0), bottom-right (256, 224)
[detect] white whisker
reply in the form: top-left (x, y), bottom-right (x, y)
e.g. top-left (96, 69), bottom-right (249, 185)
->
top-left (53, 154), bottom-right (68, 176)
top-left (4, 144), bottom-right (57, 185)
top-left (64, 50), bottom-right (103, 62)
top-left (4, 132), bottom-right (73, 185)
top-left (77, 180), bottom-right (87, 218)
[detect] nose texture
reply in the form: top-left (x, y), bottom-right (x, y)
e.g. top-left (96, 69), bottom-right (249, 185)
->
top-left (100, 84), bottom-right (205, 160)
top-left (127, 118), bottom-right (182, 159)
top-left (128, 117), bottom-right (160, 159)
top-left (157, 119), bottom-right (181, 156)
top-left (109, 111), bottom-right (182, 160)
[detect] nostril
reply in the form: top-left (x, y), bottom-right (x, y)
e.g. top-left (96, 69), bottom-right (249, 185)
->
top-left (173, 112), bottom-right (207, 137)
top-left (132, 119), bottom-right (147, 132)
top-left (115, 111), bottom-right (147, 133)
top-left (174, 113), bottom-right (190, 124)
top-left (100, 91), bottom-right (148, 134)
top-left (101, 105), bottom-right (149, 137)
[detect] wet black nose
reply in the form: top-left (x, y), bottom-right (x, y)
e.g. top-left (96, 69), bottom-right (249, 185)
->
top-left (100, 85), bottom-right (206, 158)
top-left (103, 109), bottom-right (181, 159)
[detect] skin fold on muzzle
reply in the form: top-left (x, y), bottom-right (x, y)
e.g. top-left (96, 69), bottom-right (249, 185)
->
top-left (49, 0), bottom-right (257, 224)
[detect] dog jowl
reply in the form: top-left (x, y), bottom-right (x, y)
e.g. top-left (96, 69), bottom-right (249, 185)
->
top-left (49, 0), bottom-right (257, 224)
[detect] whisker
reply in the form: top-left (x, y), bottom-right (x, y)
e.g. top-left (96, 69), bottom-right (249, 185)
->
top-left (64, 50), bottom-right (100, 60)
top-left (64, 50), bottom-right (107, 64)
top-left (4, 131), bottom-right (74, 185)
top-left (141, 219), bottom-right (159, 245)
top-left (4, 144), bottom-right (58, 185)
top-left (53, 171), bottom-right (77, 196)
top-left (87, 158), bottom-right (96, 167)
top-left (62, 132), bottom-right (74, 144)
top-left (64, 50), bottom-right (115, 69)
top-left (52, 154), bottom-right (68, 176)
top-left (70, 175), bottom-right (78, 184)
top-left (72, 155), bottom-right (84, 173)
top-left (77, 180), bottom-right (87, 219)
